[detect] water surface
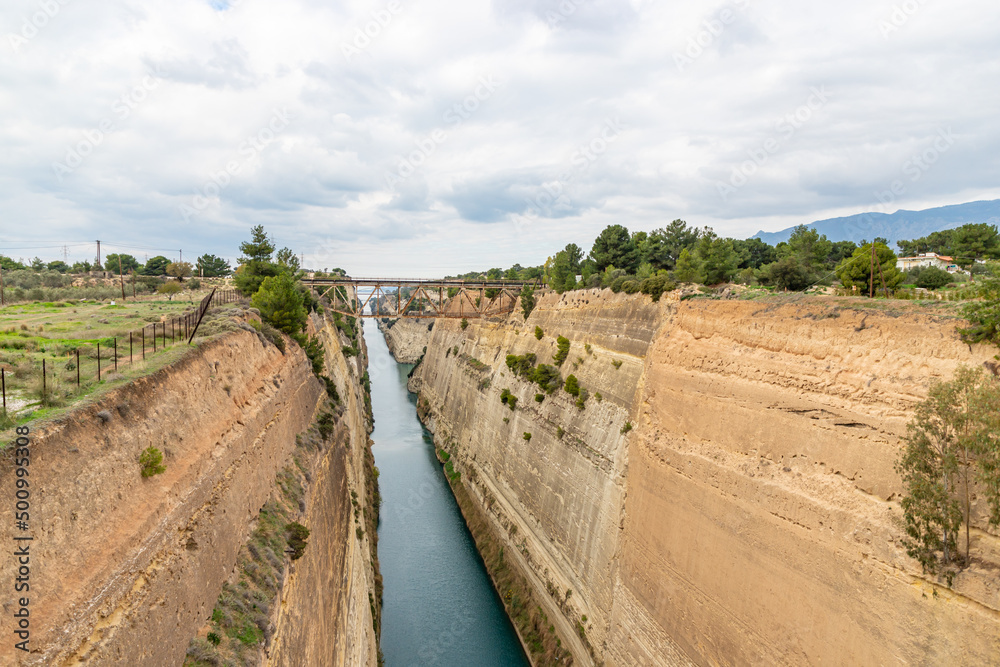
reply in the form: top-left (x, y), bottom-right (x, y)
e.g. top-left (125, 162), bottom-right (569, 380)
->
top-left (365, 320), bottom-right (530, 667)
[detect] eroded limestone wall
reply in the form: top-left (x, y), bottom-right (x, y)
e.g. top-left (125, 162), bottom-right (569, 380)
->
top-left (0, 315), bottom-right (379, 666)
top-left (412, 290), bottom-right (1000, 666)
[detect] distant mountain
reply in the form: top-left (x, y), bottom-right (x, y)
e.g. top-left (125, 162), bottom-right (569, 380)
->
top-left (753, 200), bottom-right (1000, 249)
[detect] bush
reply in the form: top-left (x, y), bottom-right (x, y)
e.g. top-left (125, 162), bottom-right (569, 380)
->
top-left (640, 274), bottom-right (677, 302)
top-left (285, 522), bottom-right (310, 560)
top-left (207, 632), bottom-right (221, 646)
top-left (506, 353), bottom-right (537, 377)
top-left (140, 446), bottom-right (166, 477)
top-left (523, 432), bottom-right (532, 441)
top-left (916, 266), bottom-right (953, 290)
top-left (188, 278), bottom-right (202, 290)
top-left (500, 388), bottom-right (518, 410)
top-left (157, 282), bottom-right (182, 300)
top-left (535, 393), bottom-right (544, 403)
top-left (620, 421), bottom-right (633, 434)
top-left (460, 318), bottom-right (469, 330)
top-left (553, 336), bottom-right (570, 366)
top-left (564, 374), bottom-right (580, 396)
top-left (534, 326), bottom-right (543, 340)
top-left (531, 364), bottom-right (562, 394)
top-left (317, 412), bottom-right (335, 440)
top-left (251, 273), bottom-right (307, 336)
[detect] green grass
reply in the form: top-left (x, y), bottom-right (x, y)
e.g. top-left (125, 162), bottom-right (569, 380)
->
top-left (0, 295), bottom-right (230, 441)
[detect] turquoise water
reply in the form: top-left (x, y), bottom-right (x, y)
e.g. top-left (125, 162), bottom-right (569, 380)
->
top-left (365, 320), bottom-right (530, 667)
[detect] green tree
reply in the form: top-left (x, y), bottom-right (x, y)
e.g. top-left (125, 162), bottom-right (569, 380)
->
top-left (236, 226), bottom-right (280, 296)
top-left (141, 256), bottom-right (170, 276)
top-left (959, 262), bottom-right (1000, 347)
top-left (30, 257), bottom-right (44, 271)
top-left (157, 282), bottom-right (183, 300)
top-left (915, 266), bottom-right (952, 290)
top-left (46, 260), bottom-right (70, 273)
top-left (644, 220), bottom-right (700, 271)
top-left (733, 238), bottom-right (777, 270)
top-left (673, 248), bottom-right (702, 283)
top-left (564, 374), bottom-right (580, 396)
top-left (951, 223), bottom-right (1000, 267)
top-left (104, 253), bottom-right (141, 274)
top-left (70, 260), bottom-right (92, 273)
top-left (695, 231), bottom-right (739, 284)
top-left (166, 261), bottom-right (193, 282)
top-left (520, 284), bottom-right (536, 319)
top-left (835, 242), bottom-right (904, 295)
top-left (275, 247), bottom-right (300, 273)
top-left (896, 367), bottom-right (1000, 580)
top-left (590, 225), bottom-right (640, 273)
top-left (251, 273), bottom-right (307, 336)
top-left (196, 254), bottom-right (232, 277)
top-left (550, 250), bottom-right (574, 293)
top-left (765, 256), bottom-right (812, 291)
top-left (553, 335), bottom-right (570, 366)
top-left (783, 225), bottom-right (833, 274)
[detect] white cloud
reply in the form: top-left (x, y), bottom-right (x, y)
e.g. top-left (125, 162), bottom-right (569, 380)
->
top-left (1, 0), bottom-right (999, 275)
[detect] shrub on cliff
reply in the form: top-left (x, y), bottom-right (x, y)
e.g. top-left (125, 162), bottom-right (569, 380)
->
top-left (460, 318), bottom-right (469, 330)
top-left (506, 353), bottom-right (537, 378)
top-left (251, 273), bottom-right (307, 336)
top-left (500, 388), bottom-right (518, 410)
top-left (531, 364), bottom-right (562, 394)
top-left (896, 366), bottom-right (1000, 584)
top-left (564, 374), bottom-right (580, 396)
top-left (303, 335), bottom-right (325, 376)
top-left (521, 284), bottom-right (536, 319)
top-left (139, 446), bottom-right (166, 477)
top-left (959, 262), bottom-right (1000, 348)
top-left (534, 326), bottom-right (544, 340)
top-left (285, 522), bottom-right (310, 560)
top-left (553, 336), bottom-right (570, 366)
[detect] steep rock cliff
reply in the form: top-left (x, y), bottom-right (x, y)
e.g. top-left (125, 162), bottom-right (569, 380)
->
top-left (410, 289), bottom-right (1000, 666)
top-left (0, 312), bottom-right (379, 665)
top-left (377, 318), bottom-right (433, 364)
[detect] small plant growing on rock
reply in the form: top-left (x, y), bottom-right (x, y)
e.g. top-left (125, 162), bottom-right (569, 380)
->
top-left (620, 421), bottom-right (633, 434)
top-left (553, 336), bottom-right (570, 366)
top-left (285, 522), bottom-right (310, 560)
top-left (535, 393), bottom-right (544, 403)
top-left (564, 374), bottom-right (580, 397)
top-left (612, 359), bottom-right (623, 369)
top-left (595, 391), bottom-right (603, 402)
top-left (556, 426), bottom-right (565, 439)
top-left (139, 446), bottom-right (166, 477)
top-left (523, 432), bottom-right (532, 441)
top-left (460, 318), bottom-right (469, 330)
top-left (500, 388), bottom-right (518, 410)
top-left (206, 632), bottom-right (221, 646)
top-left (534, 326), bottom-right (544, 340)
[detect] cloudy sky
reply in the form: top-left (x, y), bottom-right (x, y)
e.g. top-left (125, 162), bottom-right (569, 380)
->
top-left (2, 0), bottom-right (999, 276)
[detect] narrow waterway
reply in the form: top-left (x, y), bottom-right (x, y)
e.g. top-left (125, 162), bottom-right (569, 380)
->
top-left (365, 320), bottom-right (530, 667)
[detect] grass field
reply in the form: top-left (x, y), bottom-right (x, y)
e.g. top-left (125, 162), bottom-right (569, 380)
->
top-left (0, 291), bottom-right (217, 431)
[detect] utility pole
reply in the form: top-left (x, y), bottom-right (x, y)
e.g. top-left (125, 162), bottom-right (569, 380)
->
top-left (0, 258), bottom-right (5, 307)
top-left (869, 243), bottom-right (875, 299)
top-left (118, 256), bottom-right (126, 301)
top-left (62, 245), bottom-right (68, 262)
top-left (95, 240), bottom-right (101, 270)
top-left (179, 249), bottom-right (182, 264)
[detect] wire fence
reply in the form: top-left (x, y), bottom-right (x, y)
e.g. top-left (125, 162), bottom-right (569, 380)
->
top-left (0, 288), bottom-right (241, 417)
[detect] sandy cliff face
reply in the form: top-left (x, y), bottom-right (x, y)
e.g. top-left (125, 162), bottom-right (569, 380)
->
top-left (0, 315), bottom-right (379, 665)
top-left (377, 318), bottom-right (433, 363)
top-left (411, 290), bottom-right (1000, 666)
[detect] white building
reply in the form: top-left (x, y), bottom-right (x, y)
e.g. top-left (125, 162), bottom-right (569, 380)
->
top-left (896, 253), bottom-right (961, 273)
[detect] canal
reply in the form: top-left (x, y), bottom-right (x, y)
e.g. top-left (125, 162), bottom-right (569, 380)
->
top-left (365, 320), bottom-right (531, 666)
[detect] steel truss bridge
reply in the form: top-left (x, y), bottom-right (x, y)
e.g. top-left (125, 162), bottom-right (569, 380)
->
top-left (302, 277), bottom-right (536, 319)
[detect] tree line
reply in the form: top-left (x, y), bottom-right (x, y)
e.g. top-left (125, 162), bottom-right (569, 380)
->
top-left (456, 220), bottom-right (1000, 301)
top-left (0, 252), bottom-right (232, 277)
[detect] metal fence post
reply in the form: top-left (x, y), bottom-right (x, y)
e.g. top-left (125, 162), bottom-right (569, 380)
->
top-left (76, 349), bottom-right (80, 388)
top-left (42, 359), bottom-right (46, 400)
top-left (1, 367), bottom-right (5, 413)
top-left (129, 332), bottom-right (133, 365)
top-left (97, 343), bottom-right (101, 381)
top-left (142, 327), bottom-right (146, 360)
top-left (114, 338), bottom-right (118, 372)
